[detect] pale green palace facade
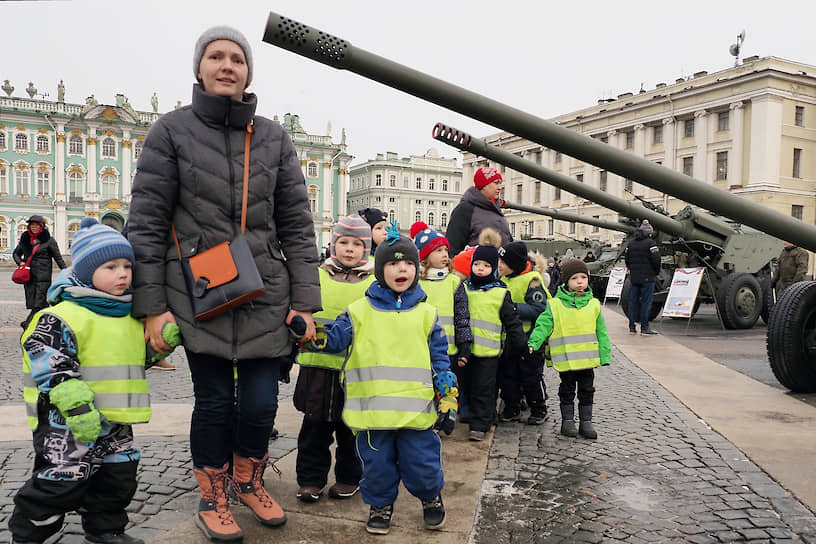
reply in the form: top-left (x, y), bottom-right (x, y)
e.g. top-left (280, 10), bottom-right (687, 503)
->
top-left (0, 84), bottom-right (350, 260)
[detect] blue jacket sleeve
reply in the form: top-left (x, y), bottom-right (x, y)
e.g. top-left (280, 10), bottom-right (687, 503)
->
top-left (517, 283), bottom-right (548, 324)
top-left (429, 315), bottom-right (451, 375)
top-left (313, 311), bottom-right (354, 354)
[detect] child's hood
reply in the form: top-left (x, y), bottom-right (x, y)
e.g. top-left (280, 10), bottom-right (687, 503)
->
top-left (555, 284), bottom-right (595, 308)
top-left (365, 280), bottom-right (428, 310)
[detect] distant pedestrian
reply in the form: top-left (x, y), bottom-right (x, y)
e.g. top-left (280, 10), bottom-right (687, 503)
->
top-left (775, 241), bottom-right (809, 294)
top-left (528, 258), bottom-right (611, 440)
top-left (13, 214), bottom-right (67, 329)
top-left (583, 251), bottom-right (597, 263)
top-left (10, 218), bottom-right (150, 544)
top-left (624, 220), bottom-right (660, 335)
top-left (446, 167), bottom-right (512, 256)
top-left (546, 258), bottom-right (560, 296)
top-left (358, 207), bottom-right (388, 254)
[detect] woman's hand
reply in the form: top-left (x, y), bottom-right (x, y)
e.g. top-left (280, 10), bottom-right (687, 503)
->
top-left (286, 309), bottom-right (316, 343)
top-left (145, 311), bottom-right (178, 352)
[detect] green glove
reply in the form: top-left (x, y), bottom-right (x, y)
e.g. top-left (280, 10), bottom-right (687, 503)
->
top-left (146, 323), bottom-right (182, 365)
top-left (49, 379), bottom-right (101, 444)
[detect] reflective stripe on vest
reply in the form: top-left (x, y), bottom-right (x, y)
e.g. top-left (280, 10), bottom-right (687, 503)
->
top-left (342, 298), bottom-right (437, 431)
top-left (503, 271), bottom-right (550, 333)
top-left (21, 302), bottom-right (150, 429)
top-left (419, 274), bottom-right (460, 355)
top-left (548, 297), bottom-right (601, 371)
top-left (297, 268), bottom-right (373, 371)
top-left (465, 287), bottom-right (506, 357)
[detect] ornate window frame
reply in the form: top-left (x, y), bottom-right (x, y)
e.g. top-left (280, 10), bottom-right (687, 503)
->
top-left (13, 161), bottom-right (31, 196)
top-left (101, 136), bottom-right (117, 159)
top-left (15, 132), bottom-right (29, 153)
top-left (35, 162), bottom-right (53, 198)
top-left (36, 134), bottom-right (50, 154)
top-left (68, 133), bottom-right (85, 156)
top-left (307, 160), bottom-right (319, 178)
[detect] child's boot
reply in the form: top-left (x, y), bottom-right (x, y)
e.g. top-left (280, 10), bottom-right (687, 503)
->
top-left (560, 404), bottom-right (578, 437)
top-left (578, 404), bottom-right (598, 439)
top-left (421, 494), bottom-right (446, 530)
top-left (527, 401), bottom-right (547, 425)
top-left (366, 504), bottom-right (394, 534)
top-left (233, 453), bottom-right (287, 527)
top-left (83, 532), bottom-right (144, 544)
top-left (193, 463), bottom-right (243, 542)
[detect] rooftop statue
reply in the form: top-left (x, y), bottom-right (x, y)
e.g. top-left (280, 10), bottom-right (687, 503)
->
top-left (1, 80), bottom-right (13, 97)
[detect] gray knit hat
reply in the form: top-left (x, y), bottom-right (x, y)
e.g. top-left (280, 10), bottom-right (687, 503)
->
top-left (193, 26), bottom-right (253, 88)
top-left (331, 214), bottom-right (372, 265)
top-left (638, 219), bottom-right (654, 236)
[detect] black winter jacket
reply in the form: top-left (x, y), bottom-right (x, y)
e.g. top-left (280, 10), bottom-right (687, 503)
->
top-left (446, 187), bottom-right (512, 256)
top-left (128, 85), bottom-right (321, 360)
top-left (13, 229), bottom-right (67, 309)
top-left (624, 231), bottom-right (660, 284)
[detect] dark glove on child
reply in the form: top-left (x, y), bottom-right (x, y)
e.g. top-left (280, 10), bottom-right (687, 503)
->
top-left (49, 379), bottom-right (102, 444)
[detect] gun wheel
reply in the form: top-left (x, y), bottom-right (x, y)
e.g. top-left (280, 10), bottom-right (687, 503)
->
top-left (715, 273), bottom-right (761, 329)
top-left (767, 281), bottom-right (816, 393)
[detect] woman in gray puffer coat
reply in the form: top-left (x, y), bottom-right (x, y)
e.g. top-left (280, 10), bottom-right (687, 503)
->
top-left (127, 26), bottom-right (320, 540)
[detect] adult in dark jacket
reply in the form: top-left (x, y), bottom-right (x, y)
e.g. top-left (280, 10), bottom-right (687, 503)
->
top-left (446, 167), bottom-right (512, 256)
top-left (546, 257), bottom-right (560, 296)
top-left (13, 215), bottom-right (67, 328)
top-left (624, 220), bottom-right (661, 335)
top-left (127, 27), bottom-right (320, 541)
top-left (775, 241), bottom-right (809, 293)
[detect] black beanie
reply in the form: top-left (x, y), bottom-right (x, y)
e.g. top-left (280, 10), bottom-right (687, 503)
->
top-left (559, 258), bottom-right (589, 287)
top-left (358, 207), bottom-right (387, 229)
top-left (470, 245), bottom-right (499, 287)
top-left (498, 241), bottom-right (529, 274)
top-left (374, 222), bottom-right (420, 290)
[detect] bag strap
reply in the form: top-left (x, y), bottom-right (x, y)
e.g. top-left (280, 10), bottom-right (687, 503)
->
top-left (172, 121), bottom-right (254, 257)
top-left (23, 243), bottom-right (39, 266)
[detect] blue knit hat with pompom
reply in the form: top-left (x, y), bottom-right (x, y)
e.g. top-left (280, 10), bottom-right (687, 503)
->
top-left (70, 218), bottom-right (134, 285)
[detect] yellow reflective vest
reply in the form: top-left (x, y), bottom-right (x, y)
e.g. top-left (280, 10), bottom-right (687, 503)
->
top-left (341, 298), bottom-right (437, 431)
top-left (298, 267), bottom-right (374, 371)
top-left (465, 287), bottom-right (507, 357)
top-left (22, 301), bottom-right (150, 430)
top-left (548, 297), bottom-right (601, 372)
top-left (503, 271), bottom-right (551, 333)
top-left (419, 274), bottom-right (460, 355)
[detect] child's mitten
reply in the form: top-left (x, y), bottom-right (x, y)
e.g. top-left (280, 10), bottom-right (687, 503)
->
top-left (433, 371), bottom-right (459, 435)
top-left (49, 379), bottom-right (101, 444)
top-left (145, 323), bottom-right (182, 367)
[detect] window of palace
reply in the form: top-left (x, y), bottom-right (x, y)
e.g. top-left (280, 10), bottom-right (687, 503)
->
top-left (101, 137), bottom-right (116, 159)
top-left (389, 174), bottom-right (396, 187)
top-left (428, 212), bottom-right (435, 226)
top-left (36, 167), bottom-right (50, 197)
top-left (69, 171), bottom-right (84, 202)
top-left (100, 173), bottom-right (118, 199)
top-left (307, 161), bottom-right (318, 178)
top-left (441, 179), bottom-right (448, 191)
top-left (0, 223), bottom-right (8, 250)
top-left (653, 125), bottom-right (663, 144)
top-left (68, 222), bottom-right (80, 249)
top-left (69, 135), bottom-right (84, 155)
top-left (15, 165), bottom-right (30, 195)
top-left (0, 164), bottom-right (7, 193)
top-left (134, 140), bottom-right (143, 160)
top-left (36, 135), bottom-right (50, 153)
top-left (388, 210), bottom-right (395, 222)
top-left (15, 133), bottom-right (28, 153)
top-left (0, 130), bottom-right (6, 150)
top-left (415, 211), bottom-right (422, 223)
top-left (717, 111), bottom-right (729, 132)
top-left (440, 213), bottom-right (447, 228)
top-left (683, 156), bottom-right (694, 177)
top-left (375, 174), bottom-right (382, 186)
top-left (716, 152), bottom-right (728, 180)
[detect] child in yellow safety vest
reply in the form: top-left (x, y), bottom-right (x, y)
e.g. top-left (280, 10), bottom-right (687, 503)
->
top-left (293, 214), bottom-right (374, 503)
top-left (302, 222), bottom-right (457, 535)
top-left (497, 241), bottom-right (552, 425)
top-left (11, 218), bottom-right (162, 544)
top-left (412, 222), bottom-right (474, 420)
top-left (528, 258), bottom-right (611, 440)
top-left (462, 245), bottom-right (527, 442)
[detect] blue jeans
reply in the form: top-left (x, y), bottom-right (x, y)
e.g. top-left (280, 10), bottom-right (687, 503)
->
top-left (188, 352), bottom-right (282, 468)
top-left (628, 281), bottom-right (655, 331)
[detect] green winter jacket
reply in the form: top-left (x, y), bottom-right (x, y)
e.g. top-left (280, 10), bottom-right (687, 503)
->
top-left (528, 285), bottom-right (611, 367)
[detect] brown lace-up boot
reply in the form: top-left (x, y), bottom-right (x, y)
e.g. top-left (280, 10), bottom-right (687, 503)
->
top-left (193, 463), bottom-right (243, 542)
top-left (232, 453), bottom-right (287, 527)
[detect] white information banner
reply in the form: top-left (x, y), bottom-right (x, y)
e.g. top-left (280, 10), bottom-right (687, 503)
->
top-left (662, 268), bottom-right (705, 318)
top-left (605, 267), bottom-right (627, 299)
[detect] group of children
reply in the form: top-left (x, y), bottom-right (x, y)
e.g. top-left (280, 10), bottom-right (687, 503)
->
top-left (8, 208), bottom-right (611, 543)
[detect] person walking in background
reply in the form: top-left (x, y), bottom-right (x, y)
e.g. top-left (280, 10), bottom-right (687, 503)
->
top-left (775, 241), bottom-right (809, 294)
top-left (10, 219), bottom-right (151, 544)
top-left (301, 224), bottom-right (457, 535)
top-left (546, 258), bottom-right (560, 297)
top-left (624, 220), bottom-right (660, 336)
top-left (13, 214), bottom-right (67, 329)
top-left (528, 258), bottom-right (611, 440)
top-left (446, 167), bottom-right (512, 256)
top-left (127, 26), bottom-right (320, 542)
top-left (293, 215), bottom-right (373, 504)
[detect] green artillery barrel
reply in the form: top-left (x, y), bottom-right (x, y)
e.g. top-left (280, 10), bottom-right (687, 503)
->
top-left (500, 201), bottom-right (636, 234)
top-left (262, 12), bottom-right (816, 251)
top-left (432, 123), bottom-right (723, 246)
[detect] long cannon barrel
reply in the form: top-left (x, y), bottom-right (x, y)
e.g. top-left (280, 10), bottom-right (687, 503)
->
top-left (500, 201), bottom-right (636, 234)
top-left (261, 12), bottom-right (816, 251)
top-left (432, 123), bottom-right (723, 245)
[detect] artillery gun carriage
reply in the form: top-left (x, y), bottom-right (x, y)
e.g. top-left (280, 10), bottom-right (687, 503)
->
top-left (262, 10), bottom-right (816, 391)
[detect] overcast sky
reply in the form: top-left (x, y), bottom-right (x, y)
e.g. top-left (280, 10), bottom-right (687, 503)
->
top-left (3, 0), bottom-right (815, 167)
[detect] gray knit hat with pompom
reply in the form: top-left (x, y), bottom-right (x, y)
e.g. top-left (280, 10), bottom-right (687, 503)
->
top-left (193, 26), bottom-right (253, 88)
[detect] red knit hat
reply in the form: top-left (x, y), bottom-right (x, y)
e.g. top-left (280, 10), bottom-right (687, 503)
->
top-left (409, 221), bottom-right (429, 239)
top-left (473, 166), bottom-right (502, 190)
top-left (413, 228), bottom-right (449, 261)
top-left (452, 247), bottom-right (475, 277)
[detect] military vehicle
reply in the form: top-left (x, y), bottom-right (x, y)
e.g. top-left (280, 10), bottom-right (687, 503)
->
top-left (432, 126), bottom-right (780, 327)
top-left (262, 11), bottom-right (816, 391)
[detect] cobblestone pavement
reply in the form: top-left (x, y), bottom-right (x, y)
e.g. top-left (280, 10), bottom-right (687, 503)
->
top-left (473, 349), bottom-right (816, 543)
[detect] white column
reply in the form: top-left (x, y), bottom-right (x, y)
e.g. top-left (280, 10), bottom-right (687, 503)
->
top-left (86, 127), bottom-right (97, 195)
top-left (662, 117), bottom-right (676, 170)
top-left (728, 101), bottom-right (744, 186)
top-left (338, 164), bottom-right (349, 217)
top-left (322, 160), bottom-right (332, 221)
top-left (633, 124), bottom-right (646, 196)
top-left (604, 130), bottom-right (618, 197)
top-left (54, 125), bottom-right (66, 199)
top-left (121, 130), bottom-right (132, 199)
top-left (694, 110), bottom-right (709, 183)
top-left (748, 95), bottom-right (783, 187)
